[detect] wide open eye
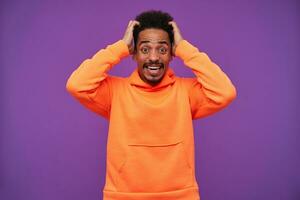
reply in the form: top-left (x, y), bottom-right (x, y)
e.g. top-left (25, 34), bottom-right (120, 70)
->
top-left (158, 47), bottom-right (167, 54)
top-left (140, 47), bottom-right (149, 54)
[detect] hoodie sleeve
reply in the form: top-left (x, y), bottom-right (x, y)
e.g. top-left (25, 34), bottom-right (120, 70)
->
top-left (175, 40), bottom-right (237, 119)
top-left (65, 40), bottom-right (129, 119)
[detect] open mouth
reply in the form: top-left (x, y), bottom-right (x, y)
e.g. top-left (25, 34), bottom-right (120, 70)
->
top-left (143, 64), bottom-right (164, 76)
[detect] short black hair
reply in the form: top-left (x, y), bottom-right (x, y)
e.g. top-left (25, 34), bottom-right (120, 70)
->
top-left (133, 10), bottom-right (174, 50)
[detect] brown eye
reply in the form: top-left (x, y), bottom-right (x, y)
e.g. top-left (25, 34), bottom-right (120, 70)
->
top-left (159, 47), bottom-right (167, 54)
top-left (141, 47), bottom-right (149, 54)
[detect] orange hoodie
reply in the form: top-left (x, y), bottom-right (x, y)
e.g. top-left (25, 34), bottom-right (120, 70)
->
top-left (66, 40), bottom-right (237, 200)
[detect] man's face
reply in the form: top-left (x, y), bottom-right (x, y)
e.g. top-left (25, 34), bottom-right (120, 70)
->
top-left (133, 28), bottom-right (172, 86)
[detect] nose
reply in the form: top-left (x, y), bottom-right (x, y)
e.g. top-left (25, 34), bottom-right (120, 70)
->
top-left (148, 50), bottom-right (159, 62)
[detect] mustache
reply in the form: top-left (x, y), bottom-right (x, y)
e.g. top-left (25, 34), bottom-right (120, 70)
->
top-left (143, 61), bottom-right (164, 68)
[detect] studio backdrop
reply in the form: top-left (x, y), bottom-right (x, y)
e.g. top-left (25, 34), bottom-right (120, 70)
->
top-left (1, 0), bottom-right (299, 200)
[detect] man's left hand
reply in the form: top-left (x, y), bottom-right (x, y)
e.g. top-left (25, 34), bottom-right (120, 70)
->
top-left (169, 21), bottom-right (184, 55)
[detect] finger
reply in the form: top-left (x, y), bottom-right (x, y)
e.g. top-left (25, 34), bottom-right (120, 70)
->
top-left (132, 20), bottom-right (140, 25)
top-left (131, 20), bottom-right (140, 28)
top-left (169, 21), bottom-right (179, 30)
top-left (127, 20), bottom-right (133, 27)
top-left (168, 21), bottom-right (175, 26)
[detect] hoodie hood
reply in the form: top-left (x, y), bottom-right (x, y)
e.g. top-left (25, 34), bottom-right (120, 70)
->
top-left (128, 67), bottom-right (176, 91)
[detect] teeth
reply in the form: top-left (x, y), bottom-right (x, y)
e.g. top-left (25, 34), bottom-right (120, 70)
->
top-left (147, 66), bottom-right (160, 70)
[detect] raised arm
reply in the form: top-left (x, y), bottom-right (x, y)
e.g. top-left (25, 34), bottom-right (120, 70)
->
top-left (66, 20), bottom-right (139, 118)
top-left (170, 21), bottom-right (237, 119)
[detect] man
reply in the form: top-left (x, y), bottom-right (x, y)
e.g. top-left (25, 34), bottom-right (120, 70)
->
top-left (66, 10), bottom-right (236, 200)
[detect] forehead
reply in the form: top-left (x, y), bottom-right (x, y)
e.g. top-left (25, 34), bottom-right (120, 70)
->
top-left (137, 28), bottom-right (170, 44)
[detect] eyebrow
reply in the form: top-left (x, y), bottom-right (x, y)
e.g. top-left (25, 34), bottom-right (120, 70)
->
top-left (139, 40), bottom-right (169, 46)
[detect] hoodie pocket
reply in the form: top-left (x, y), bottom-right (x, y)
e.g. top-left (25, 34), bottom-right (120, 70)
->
top-left (116, 140), bottom-right (193, 192)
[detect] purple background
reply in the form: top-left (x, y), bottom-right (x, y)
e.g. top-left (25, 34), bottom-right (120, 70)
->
top-left (1, 0), bottom-right (299, 199)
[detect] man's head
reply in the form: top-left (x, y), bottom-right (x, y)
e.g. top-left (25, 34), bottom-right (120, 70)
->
top-left (132, 10), bottom-right (174, 86)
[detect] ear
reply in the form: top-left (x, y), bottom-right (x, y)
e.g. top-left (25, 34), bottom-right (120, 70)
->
top-left (170, 47), bottom-right (174, 60)
top-left (132, 52), bottom-right (137, 61)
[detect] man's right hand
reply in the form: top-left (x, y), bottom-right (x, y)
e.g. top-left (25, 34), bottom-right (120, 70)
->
top-left (122, 20), bottom-right (140, 54)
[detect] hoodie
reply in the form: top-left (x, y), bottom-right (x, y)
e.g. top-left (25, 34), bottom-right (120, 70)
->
top-left (66, 39), bottom-right (237, 200)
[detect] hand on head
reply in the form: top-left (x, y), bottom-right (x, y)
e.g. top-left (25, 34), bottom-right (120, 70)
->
top-left (168, 21), bottom-right (184, 55)
top-left (122, 20), bottom-right (140, 54)
top-left (122, 20), bottom-right (183, 56)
